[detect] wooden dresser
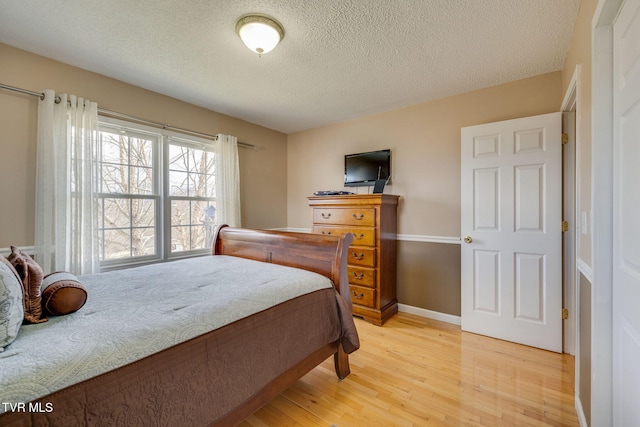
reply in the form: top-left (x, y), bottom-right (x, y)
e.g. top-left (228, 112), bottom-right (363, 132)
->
top-left (308, 194), bottom-right (399, 325)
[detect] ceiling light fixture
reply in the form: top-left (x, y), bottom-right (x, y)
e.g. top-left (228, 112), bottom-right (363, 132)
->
top-left (235, 14), bottom-right (284, 56)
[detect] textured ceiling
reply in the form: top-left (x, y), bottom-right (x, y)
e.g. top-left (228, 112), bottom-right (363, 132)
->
top-left (0, 0), bottom-right (581, 134)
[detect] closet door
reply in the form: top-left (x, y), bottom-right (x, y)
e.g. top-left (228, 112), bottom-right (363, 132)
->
top-left (612, 0), bottom-right (640, 424)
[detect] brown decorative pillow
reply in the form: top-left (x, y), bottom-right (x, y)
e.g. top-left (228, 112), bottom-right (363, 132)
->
top-left (7, 246), bottom-right (47, 324)
top-left (41, 272), bottom-right (87, 316)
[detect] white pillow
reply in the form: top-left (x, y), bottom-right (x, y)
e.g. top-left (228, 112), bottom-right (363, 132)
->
top-left (0, 260), bottom-right (24, 351)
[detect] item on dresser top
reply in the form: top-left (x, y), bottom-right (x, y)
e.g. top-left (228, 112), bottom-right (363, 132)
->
top-left (372, 175), bottom-right (391, 194)
top-left (313, 190), bottom-right (353, 196)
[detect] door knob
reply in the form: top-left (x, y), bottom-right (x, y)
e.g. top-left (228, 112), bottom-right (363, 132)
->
top-left (464, 236), bottom-right (473, 243)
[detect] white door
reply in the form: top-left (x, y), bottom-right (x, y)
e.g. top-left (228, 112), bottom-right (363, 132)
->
top-left (461, 112), bottom-right (562, 352)
top-left (613, 0), bottom-right (640, 424)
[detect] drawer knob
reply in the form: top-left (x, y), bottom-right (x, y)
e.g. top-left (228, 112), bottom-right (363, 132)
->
top-left (355, 233), bottom-right (365, 240)
top-left (352, 272), bottom-right (365, 280)
top-left (352, 291), bottom-right (364, 299)
top-left (321, 231), bottom-right (332, 235)
top-left (351, 252), bottom-right (365, 260)
top-left (321, 212), bottom-right (331, 219)
top-left (353, 213), bottom-right (364, 220)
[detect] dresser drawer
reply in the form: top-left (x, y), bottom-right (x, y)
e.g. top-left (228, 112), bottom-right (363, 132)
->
top-left (348, 266), bottom-right (376, 287)
top-left (349, 285), bottom-right (376, 308)
top-left (313, 226), bottom-right (375, 247)
top-left (347, 247), bottom-right (376, 267)
top-left (313, 208), bottom-right (375, 226)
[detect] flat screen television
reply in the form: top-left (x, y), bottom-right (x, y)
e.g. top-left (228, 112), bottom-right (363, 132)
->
top-left (344, 149), bottom-right (391, 187)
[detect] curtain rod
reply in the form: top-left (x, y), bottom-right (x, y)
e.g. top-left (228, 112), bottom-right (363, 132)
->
top-left (0, 83), bottom-right (256, 150)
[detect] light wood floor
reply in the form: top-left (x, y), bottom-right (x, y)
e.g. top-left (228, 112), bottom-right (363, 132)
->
top-left (239, 312), bottom-right (579, 427)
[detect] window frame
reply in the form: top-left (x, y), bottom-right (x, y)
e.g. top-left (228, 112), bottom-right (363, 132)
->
top-left (97, 117), bottom-right (217, 270)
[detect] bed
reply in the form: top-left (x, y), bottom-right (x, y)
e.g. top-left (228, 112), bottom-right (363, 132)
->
top-left (0, 226), bottom-right (358, 426)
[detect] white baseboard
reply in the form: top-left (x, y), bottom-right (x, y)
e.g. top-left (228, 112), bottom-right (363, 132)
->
top-left (398, 303), bottom-right (461, 326)
top-left (575, 394), bottom-right (589, 427)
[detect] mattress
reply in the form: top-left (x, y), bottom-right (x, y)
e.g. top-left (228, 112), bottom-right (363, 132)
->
top-left (0, 255), bottom-right (337, 412)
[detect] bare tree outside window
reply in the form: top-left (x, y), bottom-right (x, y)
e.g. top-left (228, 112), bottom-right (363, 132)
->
top-left (168, 143), bottom-right (217, 253)
top-left (97, 129), bottom-right (157, 260)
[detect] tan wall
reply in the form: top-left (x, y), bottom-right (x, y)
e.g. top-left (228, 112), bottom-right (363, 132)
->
top-left (288, 72), bottom-right (562, 314)
top-left (398, 241), bottom-right (461, 315)
top-left (0, 43), bottom-right (288, 248)
top-left (562, 0), bottom-right (598, 268)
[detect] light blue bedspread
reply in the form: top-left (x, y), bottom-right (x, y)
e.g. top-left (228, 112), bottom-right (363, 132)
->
top-left (0, 255), bottom-right (332, 412)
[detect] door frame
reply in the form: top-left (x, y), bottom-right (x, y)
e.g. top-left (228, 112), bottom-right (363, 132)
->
top-left (591, 0), bottom-right (624, 424)
top-left (561, 65), bottom-right (580, 357)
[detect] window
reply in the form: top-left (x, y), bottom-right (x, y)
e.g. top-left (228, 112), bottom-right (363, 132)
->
top-left (96, 125), bottom-right (159, 262)
top-left (167, 139), bottom-right (217, 253)
top-left (97, 119), bottom-right (217, 267)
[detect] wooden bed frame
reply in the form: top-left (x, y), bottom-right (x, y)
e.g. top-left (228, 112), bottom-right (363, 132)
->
top-left (0, 226), bottom-right (356, 427)
top-left (212, 226), bottom-right (355, 426)
top-left (214, 225), bottom-right (353, 309)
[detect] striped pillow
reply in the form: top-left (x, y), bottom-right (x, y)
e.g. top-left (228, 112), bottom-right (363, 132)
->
top-left (41, 272), bottom-right (88, 316)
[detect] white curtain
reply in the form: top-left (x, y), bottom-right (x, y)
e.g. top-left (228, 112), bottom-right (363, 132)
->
top-left (34, 90), bottom-right (99, 275)
top-left (215, 134), bottom-right (241, 228)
